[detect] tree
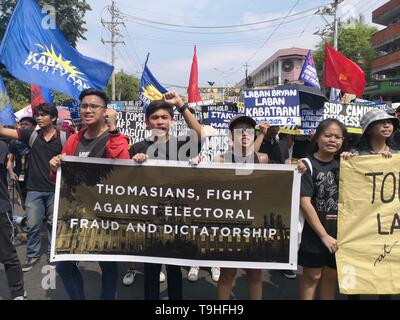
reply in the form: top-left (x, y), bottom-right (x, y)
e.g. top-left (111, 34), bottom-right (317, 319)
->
top-left (313, 22), bottom-right (378, 90)
top-left (0, 0), bottom-right (91, 109)
top-left (105, 71), bottom-right (141, 101)
top-left (0, 0), bottom-right (91, 47)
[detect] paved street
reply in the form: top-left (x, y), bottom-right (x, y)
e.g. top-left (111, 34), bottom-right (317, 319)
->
top-left (0, 235), bottom-right (303, 300)
top-left (0, 205), bottom-right (395, 300)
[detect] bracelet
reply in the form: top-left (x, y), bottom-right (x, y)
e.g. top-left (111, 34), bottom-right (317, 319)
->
top-left (109, 129), bottom-right (119, 134)
top-left (177, 105), bottom-right (188, 114)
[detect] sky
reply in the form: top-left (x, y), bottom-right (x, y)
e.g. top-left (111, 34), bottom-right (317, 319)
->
top-left (77, 0), bottom-right (388, 93)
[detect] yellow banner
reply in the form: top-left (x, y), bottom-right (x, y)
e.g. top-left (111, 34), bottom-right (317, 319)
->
top-left (337, 154), bottom-right (400, 294)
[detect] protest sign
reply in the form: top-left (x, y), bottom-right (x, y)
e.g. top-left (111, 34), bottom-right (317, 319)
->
top-left (51, 156), bottom-right (301, 269)
top-left (337, 155), bottom-right (400, 294)
top-left (202, 104), bottom-right (238, 136)
top-left (116, 111), bottom-right (150, 145)
top-left (66, 100), bottom-right (81, 125)
top-left (242, 87), bottom-right (301, 126)
top-left (280, 104), bottom-right (323, 135)
top-left (199, 135), bottom-right (230, 163)
top-left (323, 102), bottom-right (385, 134)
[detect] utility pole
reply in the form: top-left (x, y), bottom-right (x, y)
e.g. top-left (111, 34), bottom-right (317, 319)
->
top-left (314, 0), bottom-right (343, 48)
top-left (101, 0), bottom-right (125, 101)
top-left (333, 0), bottom-right (340, 50)
top-left (244, 63), bottom-right (250, 87)
top-left (314, 0), bottom-right (343, 98)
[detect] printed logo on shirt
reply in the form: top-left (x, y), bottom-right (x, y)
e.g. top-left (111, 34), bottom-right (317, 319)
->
top-left (315, 171), bottom-right (338, 214)
top-left (79, 152), bottom-right (90, 158)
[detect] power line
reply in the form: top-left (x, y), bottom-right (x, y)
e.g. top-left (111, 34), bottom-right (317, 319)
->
top-left (117, 0), bottom-right (321, 20)
top-left (122, 12), bottom-right (315, 35)
top-left (115, 45), bottom-right (139, 75)
top-left (292, 13), bottom-right (316, 47)
top-left (122, 24), bottom-right (144, 70)
top-left (124, 28), bottom-right (317, 47)
top-left (120, 5), bottom-right (321, 29)
top-left (245, 0), bottom-right (301, 64)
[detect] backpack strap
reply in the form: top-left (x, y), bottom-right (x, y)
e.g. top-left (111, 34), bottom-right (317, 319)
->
top-left (28, 130), bottom-right (38, 148)
top-left (298, 157), bottom-right (313, 249)
top-left (28, 129), bottom-right (67, 148)
top-left (300, 157), bottom-right (313, 176)
top-left (60, 130), bottom-right (67, 147)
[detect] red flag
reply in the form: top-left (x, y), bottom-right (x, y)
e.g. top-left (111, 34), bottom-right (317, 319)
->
top-left (187, 46), bottom-right (202, 103)
top-left (31, 84), bottom-right (45, 111)
top-left (324, 43), bottom-right (366, 98)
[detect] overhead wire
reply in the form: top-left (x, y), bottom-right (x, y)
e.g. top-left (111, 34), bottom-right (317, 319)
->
top-left (120, 5), bottom-right (322, 29)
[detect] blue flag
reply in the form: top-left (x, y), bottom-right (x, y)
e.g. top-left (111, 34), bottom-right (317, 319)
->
top-left (0, 76), bottom-right (15, 126)
top-left (0, 0), bottom-right (114, 101)
top-left (40, 86), bottom-right (54, 104)
top-left (140, 53), bottom-right (167, 109)
top-left (299, 50), bottom-right (320, 90)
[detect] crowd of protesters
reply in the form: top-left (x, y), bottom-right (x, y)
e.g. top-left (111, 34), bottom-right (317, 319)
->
top-left (1, 88), bottom-right (399, 300)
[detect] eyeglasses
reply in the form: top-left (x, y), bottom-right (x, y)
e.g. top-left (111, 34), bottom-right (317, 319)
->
top-left (232, 128), bottom-right (255, 134)
top-left (80, 103), bottom-right (105, 110)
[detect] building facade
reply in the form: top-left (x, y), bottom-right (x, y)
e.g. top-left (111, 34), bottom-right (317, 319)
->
top-left (238, 48), bottom-right (308, 88)
top-left (365, 0), bottom-right (400, 101)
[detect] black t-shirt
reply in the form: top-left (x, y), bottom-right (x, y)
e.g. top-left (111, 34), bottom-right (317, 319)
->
top-left (19, 128), bottom-right (64, 192)
top-left (130, 134), bottom-right (201, 161)
top-left (292, 137), bottom-right (310, 159)
top-left (393, 130), bottom-right (400, 147)
top-left (0, 141), bottom-right (12, 212)
top-left (76, 130), bottom-right (109, 158)
top-left (300, 155), bottom-right (340, 254)
top-left (259, 138), bottom-right (288, 164)
top-left (353, 140), bottom-right (400, 155)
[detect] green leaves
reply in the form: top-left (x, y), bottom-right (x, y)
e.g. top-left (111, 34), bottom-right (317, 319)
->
top-left (106, 71), bottom-right (141, 101)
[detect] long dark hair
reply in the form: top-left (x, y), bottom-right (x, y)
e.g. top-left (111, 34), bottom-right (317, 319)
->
top-left (308, 118), bottom-right (348, 156)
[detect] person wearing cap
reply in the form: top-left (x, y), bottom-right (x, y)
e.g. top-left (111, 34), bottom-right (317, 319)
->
top-left (213, 115), bottom-right (267, 300)
top-left (254, 122), bottom-right (297, 280)
top-left (342, 109), bottom-right (399, 159)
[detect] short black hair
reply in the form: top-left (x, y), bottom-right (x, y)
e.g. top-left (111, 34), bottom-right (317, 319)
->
top-left (20, 116), bottom-right (36, 126)
top-left (34, 103), bottom-right (58, 124)
top-left (145, 100), bottom-right (174, 120)
top-left (79, 88), bottom-right (109, 106)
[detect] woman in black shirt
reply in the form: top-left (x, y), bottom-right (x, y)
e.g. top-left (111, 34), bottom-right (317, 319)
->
top-left (298, 119), bottom-right (348, 300)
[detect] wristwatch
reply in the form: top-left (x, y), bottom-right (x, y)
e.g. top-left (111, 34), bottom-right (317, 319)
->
top-left (109, 129), bottom-right (119, 134)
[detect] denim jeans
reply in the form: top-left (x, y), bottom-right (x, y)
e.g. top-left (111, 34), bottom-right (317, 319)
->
top-left (56, 261), bottom-right (118, 300)
top-left (25, 191), bottom-right (54, 258)
top-left (144, 263), bottom-right (182, 300)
